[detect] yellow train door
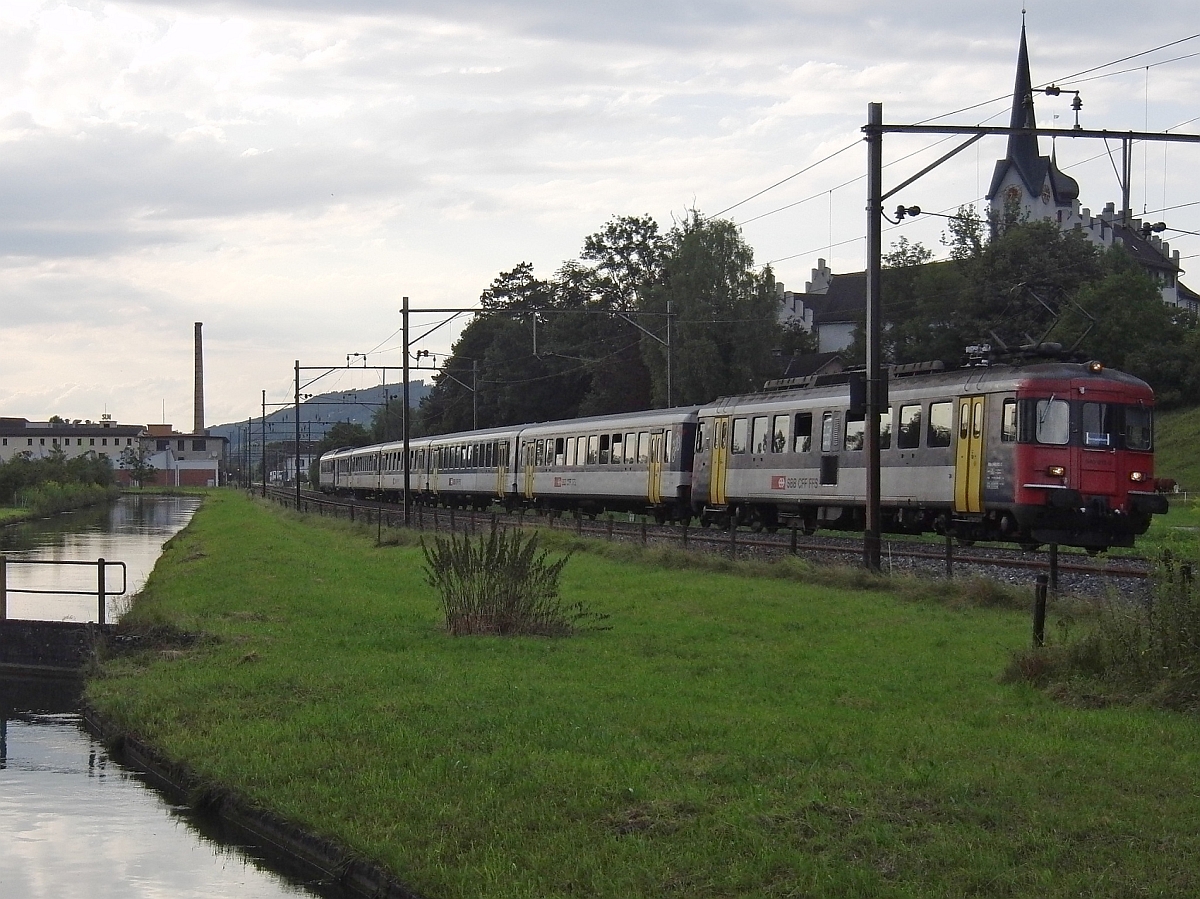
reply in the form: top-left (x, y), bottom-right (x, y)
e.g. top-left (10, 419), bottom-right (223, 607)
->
top-left (953, 396), bottom-right (986, 513)
top-left (647, 431), bottom-right (664, 503)
top-left (710, 416), bottom-right (730, 505)
top-left (522, 441), bottom-right (535, 499)
top-left (496, 440), bottom-right (508, 498)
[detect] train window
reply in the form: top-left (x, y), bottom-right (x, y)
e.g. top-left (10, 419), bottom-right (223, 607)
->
top-left (576, 436), bottom-right (587, 466)
top-left (820, 411), bottom-right (835, 453)
top-left (771, 415), bottom-right (789, 453)
top-left (565, 437), bottom-right (575, 465)
top-left (898, 405), bottom-right (921, 449)
top-left (611, 433), bottom-right (623, 463)
top-left (750, 416), bottom-right (770, 454)
top-left (1034, 399), bottom-right (1070, 445)
top-left (535, 441), bottom-right (544, 467)
top-left (695, 421), bottom-right (707, 453)
top-left (637, 432), bottom-right (650, 463)
top-left (731, 418), bottom-right (748, 454)
top-left (1081, 402), bottom-right (1114, 448)
top-left (972, 401), bottom-right (984, 438)
top-left (1001, 400), bottom-right (1018, 442)
top-left (959, 402), bottom-right (970, 440)
top-left (664, 429), bottom-right (674, 464)
top-left (599, 434), bottom-right (610, 464)
top-left (625, 432), bottom-right (637, 463)
top-left (1125, 405), bottom-right (1152, 451)
top-left (794, 413), bottom-right (812, 453)
top-left (928, 402), bottom-right (953, 448)
top-left (844, 413), bottom-right (865, 451)
top-left (880, 407), bottom-right (893, 450)
top-left (555, 438), bottom-right (565, 466)
top-left (587, 434), bottom-right (599, 465)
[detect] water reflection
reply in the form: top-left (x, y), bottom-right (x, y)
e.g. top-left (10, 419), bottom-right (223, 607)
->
top-left (0, 689), bottom-right (324, 898)
top-left (1, 495), bottom-right (202, 623)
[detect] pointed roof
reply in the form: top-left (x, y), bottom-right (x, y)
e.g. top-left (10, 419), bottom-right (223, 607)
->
top-left (987, 26), bottom-right (1079, 206)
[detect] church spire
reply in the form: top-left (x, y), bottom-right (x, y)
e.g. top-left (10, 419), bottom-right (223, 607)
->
top-left (1007, 24), bottom-right (1040, 167)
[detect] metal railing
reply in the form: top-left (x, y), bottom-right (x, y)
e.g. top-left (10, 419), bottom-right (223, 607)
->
top-left (0, 556), bottom-right (128, 625)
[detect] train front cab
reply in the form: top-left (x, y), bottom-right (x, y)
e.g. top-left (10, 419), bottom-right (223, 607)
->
top-left (995, 368), bottom-right (1167, 551)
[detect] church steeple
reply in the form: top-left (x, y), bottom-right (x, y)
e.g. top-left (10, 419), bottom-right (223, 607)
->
top-left (987, 24), bottom-right (1079, 218)
top-left (1006, 25), bottom-right (1042, 189)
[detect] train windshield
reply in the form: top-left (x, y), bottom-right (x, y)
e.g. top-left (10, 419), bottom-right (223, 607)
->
top-left (1125, 405), bottom-right (1153, 451)
top-left (1034, 398), bottom-right (1070, 445)
top-left (1081, 402), bottom-right (1115, 448)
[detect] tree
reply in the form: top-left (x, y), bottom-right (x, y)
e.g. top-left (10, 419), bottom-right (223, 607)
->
top-left (641, 211), bottom-right (782, 406)
top-left (316, 422), bottom-right (372, 455)
top-left (119, 444), bottom-right (157, 488)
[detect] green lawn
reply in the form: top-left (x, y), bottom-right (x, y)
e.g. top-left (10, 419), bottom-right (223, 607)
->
top-left (88, 492), bottom-right (1200, 899)
top-left (0, 507), bottom-right (29, 523)
top-left (1156, 405), bottom-right (1200, 492)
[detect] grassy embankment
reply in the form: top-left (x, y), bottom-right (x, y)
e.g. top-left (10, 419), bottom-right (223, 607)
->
top-left (87, 492), bottom-right (1200, 899)
top-left (1156, 405), bottom-right (1200, 492)
top-left (0, 483), bottom-right (119, 525)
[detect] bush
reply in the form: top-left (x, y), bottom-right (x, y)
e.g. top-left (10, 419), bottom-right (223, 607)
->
top-left (1004, 551), bottom-right (1200, 711)
top-left (421, 525), bottom-right (605, 636)
top-left (14, 481), bottom-right (119, 516)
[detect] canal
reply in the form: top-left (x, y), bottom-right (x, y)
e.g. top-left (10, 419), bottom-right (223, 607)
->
top-left (0, 495), bottom-right (342, 898)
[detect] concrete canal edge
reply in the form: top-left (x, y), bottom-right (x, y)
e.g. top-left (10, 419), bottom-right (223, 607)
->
top-left (81, 702), bottom-right (429, 899)
top-left (0, 621), bottom-right (112, 677)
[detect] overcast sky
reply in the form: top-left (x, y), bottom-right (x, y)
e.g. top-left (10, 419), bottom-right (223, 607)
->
top-left (2, 0), bottom-right (1199, 428)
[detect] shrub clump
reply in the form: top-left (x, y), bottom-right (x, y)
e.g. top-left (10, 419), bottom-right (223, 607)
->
top-left (421, 525), bottom-right (605, 636)
top-left (1003, 552), bottom-right (1200, 712)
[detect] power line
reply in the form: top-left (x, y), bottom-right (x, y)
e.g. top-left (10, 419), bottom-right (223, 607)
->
top-left (713, 141), bottom-right (859, 217)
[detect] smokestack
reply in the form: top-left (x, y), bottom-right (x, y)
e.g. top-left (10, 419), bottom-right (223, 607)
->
top-left (194, 322), bottom-right (205, 435)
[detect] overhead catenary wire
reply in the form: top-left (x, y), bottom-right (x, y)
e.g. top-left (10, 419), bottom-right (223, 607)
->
top-left (722, 33), bottom-right (1200, 229)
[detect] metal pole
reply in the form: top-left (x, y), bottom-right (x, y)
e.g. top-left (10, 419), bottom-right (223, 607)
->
top-left (1, 555), bottom-right (6, 621)
top-left (1121, 137), bottom-right (1132, 223)
top-left (245, 417), bottom-right (251, 488)
top-left (1033, 574), bottom-right (1048, 647)
top-left (1049, 543), bottom-right (1059, 593)
top-left (402, 296), bottom-right (411, 526)
top-left (472, 358), bottom-right (478, 429)
top-left (863, 101), bottom-right (883, 572)
top-left (97, 558), bottom-right (106, 626)
top-left (666, 300), bottom-right (673, 408)
top-left (261, 390), bottom-right (267, 497)
top-left (295, 359), bottom-right (302, 509)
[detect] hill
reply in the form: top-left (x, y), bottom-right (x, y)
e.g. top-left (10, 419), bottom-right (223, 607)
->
top-left (1155, 405), bottom-right (1200, 492)
top-left (207, 381), bottom-right (430, 446)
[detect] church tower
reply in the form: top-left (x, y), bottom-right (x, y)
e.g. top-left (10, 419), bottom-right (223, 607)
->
top-left (986, 26), bottom-right (1081, 232)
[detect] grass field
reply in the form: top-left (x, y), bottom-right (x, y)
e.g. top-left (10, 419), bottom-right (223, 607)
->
top-left (87, 492), bottom-right (1200, 899)
top-left (1156, 405), bottom-right (1200, 492)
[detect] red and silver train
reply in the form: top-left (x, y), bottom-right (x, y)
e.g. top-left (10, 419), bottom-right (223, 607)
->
top-left (318, 358), bottom-right (1169, 551)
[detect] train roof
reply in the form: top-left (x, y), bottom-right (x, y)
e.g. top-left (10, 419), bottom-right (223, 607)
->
top-left (700, 360), bottom-right (1154, 414)
top-left (516, 406), bottom-right (699, 437)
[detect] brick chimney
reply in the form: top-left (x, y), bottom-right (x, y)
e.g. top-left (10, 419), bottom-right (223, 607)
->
top-left (194, 322), bottom-right (205, 435)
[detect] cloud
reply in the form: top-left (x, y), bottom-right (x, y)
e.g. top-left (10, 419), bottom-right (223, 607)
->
top-left (1, 0), bottom-right (1198, 426)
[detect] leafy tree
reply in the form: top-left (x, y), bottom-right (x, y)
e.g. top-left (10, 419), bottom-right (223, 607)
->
top-left (119, 444), bottom-right (158, 488)
top-left (641, 210), bottom-right (782, 406)
top-left (315, 422), bottom-right (371, 455)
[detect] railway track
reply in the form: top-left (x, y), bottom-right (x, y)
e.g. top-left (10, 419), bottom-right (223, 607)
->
top-left (262, 487), bottom-right (1153, 596)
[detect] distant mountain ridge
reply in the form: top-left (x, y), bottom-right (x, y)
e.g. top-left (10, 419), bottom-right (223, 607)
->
top-left (207, 381), bottom-right (430, 445)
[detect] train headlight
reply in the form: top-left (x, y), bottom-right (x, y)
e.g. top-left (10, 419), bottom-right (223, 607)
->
top-left (1129, 471), bottom-right (1145, 483)
top-left (1087, 360), bottom-right (1104, 373)
top-left (1046, 465), bottom-right (1066, 477)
